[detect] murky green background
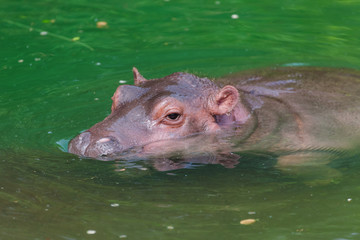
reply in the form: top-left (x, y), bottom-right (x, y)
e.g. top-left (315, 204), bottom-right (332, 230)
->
top-left (1, 0), bottom-right (360, 239)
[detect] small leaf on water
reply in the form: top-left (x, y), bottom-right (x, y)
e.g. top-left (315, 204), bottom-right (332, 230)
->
top-left (72, 36), bottom-right (80, 41)
top-left (240, 219), bottom-right (257, 225)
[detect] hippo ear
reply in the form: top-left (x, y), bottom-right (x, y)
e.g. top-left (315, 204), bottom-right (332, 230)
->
top-left (133, 67), bottom-right (148, 86)
top-left (210, 85), bottom-right (239, 115)
top-left (111, 85), bottom-right (146, 113)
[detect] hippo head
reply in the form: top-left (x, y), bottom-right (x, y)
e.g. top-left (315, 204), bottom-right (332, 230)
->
top-left (68, 68), bottom-right (250, 159)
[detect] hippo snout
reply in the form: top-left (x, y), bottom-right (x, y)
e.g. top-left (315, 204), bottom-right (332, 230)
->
top-left (68, 132), bottom-right (123, 158)
top-left (68, 131), bottom-right (92, 156)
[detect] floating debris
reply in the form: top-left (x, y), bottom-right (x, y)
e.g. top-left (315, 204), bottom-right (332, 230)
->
top-left (240, 219), bottom-right (257, 225)
top-left (167, 226), bottom-right (174, 230)
top-left (115, 168), bottom-right (126, 172)
top-left (231, 14), bottom-right (239, 19)
top-left (18, 59), bottom-right (24, 63)
top-left (4, 20), bottom-right (94, 51)
top-left (42, 19), bottom-right (56, 24)
top-left (157, 204), bottom-right (173, 208)
top-left (96, 21), bottom-right (108, 28)
top-left (72, 36), bottom-right (80, 41)
top-left (86, 230), bottom-right (96, 235)
top-left (347, 198), bottom-right (352, 202)
top-left (110, 203), bottom-right (120, 207)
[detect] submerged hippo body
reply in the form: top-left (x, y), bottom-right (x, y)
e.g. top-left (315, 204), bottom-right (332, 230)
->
top-left (69, 67), bottom-right (360, 163)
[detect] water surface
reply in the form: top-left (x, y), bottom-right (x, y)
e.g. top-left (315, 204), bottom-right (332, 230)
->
top-left (1, 0), bottom-right (360, 239)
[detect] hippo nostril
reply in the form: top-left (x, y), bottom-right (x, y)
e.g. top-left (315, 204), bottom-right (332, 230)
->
top-left (94, 136), bottom-right (122, 157)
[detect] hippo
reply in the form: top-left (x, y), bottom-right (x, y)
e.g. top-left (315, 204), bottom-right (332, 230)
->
top-left (68, 67), bottom-right (360, 169)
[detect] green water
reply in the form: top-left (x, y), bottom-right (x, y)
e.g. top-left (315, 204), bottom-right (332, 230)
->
top-left (2, 0), bottom-right (360, 239)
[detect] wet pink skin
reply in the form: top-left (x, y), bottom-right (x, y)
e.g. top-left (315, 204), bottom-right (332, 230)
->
top-left (68, 68), bottom-right (250, 159)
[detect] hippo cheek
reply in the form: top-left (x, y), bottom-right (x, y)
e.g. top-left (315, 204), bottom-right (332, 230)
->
top-left (204, 120), bottom-right (221, 132)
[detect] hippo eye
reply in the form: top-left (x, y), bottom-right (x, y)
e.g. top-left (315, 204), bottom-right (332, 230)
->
top-left (166, 113), bottom-right (181, 120)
